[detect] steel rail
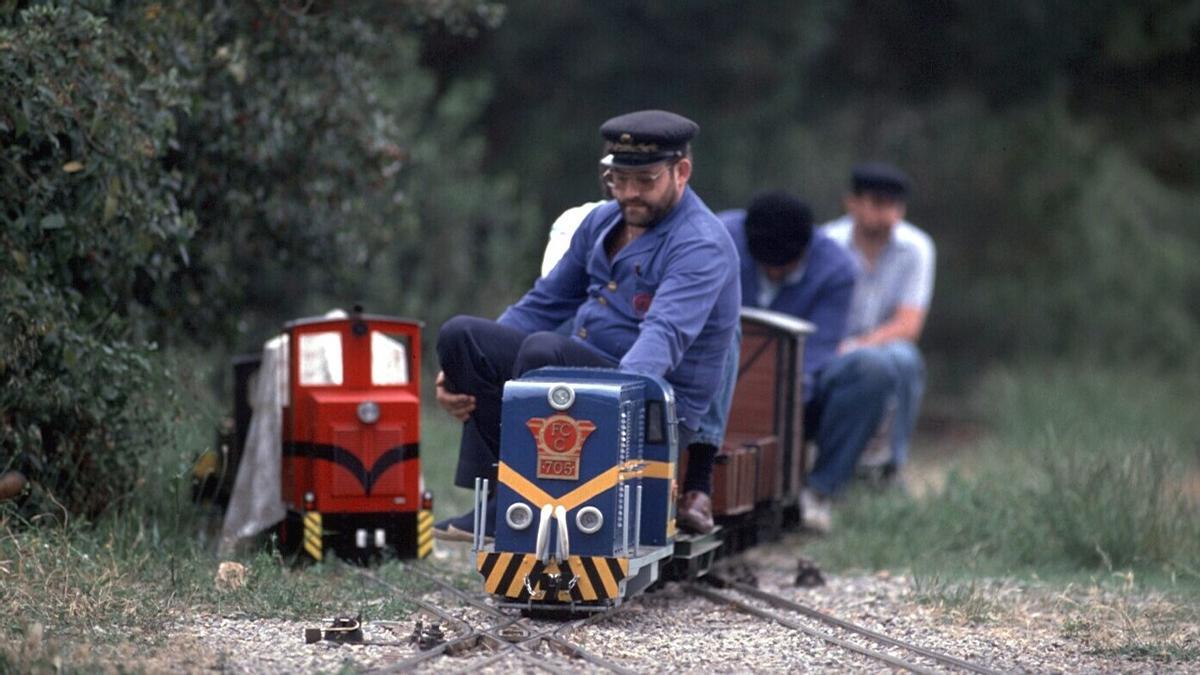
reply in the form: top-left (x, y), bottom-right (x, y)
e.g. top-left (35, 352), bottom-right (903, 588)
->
top-left (360, 564), bottom-right (634, 674)
top-left (400, 563), bottom-right (635, 673)
top-left (361, 569), bottom-right (523, 672)
top-left (721, 579), bottom-right (1002, 675)
top-left (689, 583), bottom-right (938, 674)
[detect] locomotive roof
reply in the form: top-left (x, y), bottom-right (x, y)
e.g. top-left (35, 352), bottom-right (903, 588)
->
top-left (284, 313), bottom-right (424, 329)
top-left (739, 307), bottom-right (815, 336)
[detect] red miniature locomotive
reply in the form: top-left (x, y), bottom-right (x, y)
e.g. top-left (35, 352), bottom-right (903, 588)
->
top-left (275, 311), bottom-right (432, 561)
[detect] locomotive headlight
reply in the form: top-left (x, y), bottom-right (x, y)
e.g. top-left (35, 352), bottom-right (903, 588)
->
top-left (506, 502), bottom-right (534, 530)
top-left (547, 384), bottom-right (575, 411)
top-left (357, 400), bottom-right (380, 424)
top-left (575, 506), bottom-right (604, 534)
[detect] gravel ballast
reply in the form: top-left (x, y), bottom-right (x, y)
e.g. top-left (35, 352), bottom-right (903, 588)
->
top-left (116, 536), bottom-right (1198, 673)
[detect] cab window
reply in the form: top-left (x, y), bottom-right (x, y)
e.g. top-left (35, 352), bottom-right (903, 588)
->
top-left (372, 331), bottom-right (410, 385)
top-left (299, 332), bottom-right (344, 386)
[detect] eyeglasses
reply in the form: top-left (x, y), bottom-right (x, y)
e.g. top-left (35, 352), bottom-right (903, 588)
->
top-left (602, 164), bottom-right (673, 191)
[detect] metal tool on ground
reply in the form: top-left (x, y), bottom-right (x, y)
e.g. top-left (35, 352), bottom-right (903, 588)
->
top-left (407, 620), bottom-right (445, 650)
top-left (794, 556), bottom-right (825, 587)
top-left (304, 614), bottom-right (364, 644)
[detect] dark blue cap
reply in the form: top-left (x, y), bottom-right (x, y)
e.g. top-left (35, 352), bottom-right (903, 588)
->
top-left (600, 110), bottom-right (699, 168)
top-left (851, 162), bottom-right (911, 199)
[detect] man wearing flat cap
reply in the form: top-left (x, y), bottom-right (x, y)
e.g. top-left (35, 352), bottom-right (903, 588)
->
top-left (718, 191), bottom-right (858, 533)
top-left (809, 162), bottom-right (935, 515)
top-left (434, 109), bottom-right (741, 539)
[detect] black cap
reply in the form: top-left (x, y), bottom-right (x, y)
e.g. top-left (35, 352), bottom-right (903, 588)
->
top-left (744, 190), bottom-right (814, 267)
top-left (851, 161), bottom-right (911, 200)
top-left (600, 110), bottom-right (698, 168)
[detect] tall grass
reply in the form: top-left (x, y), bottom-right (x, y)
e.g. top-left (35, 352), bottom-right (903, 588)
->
top-left (809, 362), bottom-right (1200, 581)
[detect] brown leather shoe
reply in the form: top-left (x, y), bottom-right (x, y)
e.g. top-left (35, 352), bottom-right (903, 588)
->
top-left (677, 490), bottom-right (714, 534)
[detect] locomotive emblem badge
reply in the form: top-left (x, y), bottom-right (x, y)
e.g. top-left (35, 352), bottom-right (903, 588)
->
top-left (526, 413), bottom-right (596, 481)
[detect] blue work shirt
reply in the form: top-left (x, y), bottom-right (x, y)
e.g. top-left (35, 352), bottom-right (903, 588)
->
top-left (499, 187), bottom-right (741, 430)
top-left (720, 209), bottom-right (856, 399)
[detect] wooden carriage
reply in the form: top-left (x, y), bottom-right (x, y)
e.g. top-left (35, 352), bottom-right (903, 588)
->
top-left (681, 307), bottom-right (814, 546)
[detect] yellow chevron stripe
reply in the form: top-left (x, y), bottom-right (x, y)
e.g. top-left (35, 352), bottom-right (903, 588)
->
top-left (476, 551), bottom-right (489, 571)
top-left (568, 557), bottom-right (596, 600)
top-left (638, 461), bottom-right (674, 479)
top-left (559, 466), bottom-right (622, 511)
top-left (484, 552), bottom-right (514, 594)
top-left (302, 512), bottom-right (323, 561)
top-left (417, 510), bottom-right (433, 557)
top-left (497, 462), bottom-right (619, 512)
top-left (498, 462), bottom-right (553, 507)
top-left (500, 460), bottom-right (675, 515)
top-left (593, 557), bottom-right (619, 599)
top-left (505, 555), bottom-right (538, 598)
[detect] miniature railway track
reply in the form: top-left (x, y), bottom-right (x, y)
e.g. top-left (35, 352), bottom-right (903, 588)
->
top-left (691, 576), bottom-right (1002, 675)
top-left (359, 565), bottom-right (635, 674)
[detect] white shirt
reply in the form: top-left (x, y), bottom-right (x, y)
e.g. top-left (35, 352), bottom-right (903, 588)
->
top-left (540, 201), bottom-right (608, 277)
top-left (820, 216), bottom-right (936, 337)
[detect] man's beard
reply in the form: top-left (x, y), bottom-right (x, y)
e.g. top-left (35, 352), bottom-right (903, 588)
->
top-left (619, 181), bottom-right (678, 228)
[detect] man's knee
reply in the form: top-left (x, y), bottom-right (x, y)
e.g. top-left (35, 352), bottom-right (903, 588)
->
top-left (826, 348), bottom-right (899, 394)
top-left (437, 315), bottom-right (486, 359)
top-left (879, 341), bottom-right (925, 380)
top-left (513, 331), bottom-right (567, 376)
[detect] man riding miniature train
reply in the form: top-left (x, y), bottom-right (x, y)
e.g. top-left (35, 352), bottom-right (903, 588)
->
top-left (432, 109), bottom-right (741, 539)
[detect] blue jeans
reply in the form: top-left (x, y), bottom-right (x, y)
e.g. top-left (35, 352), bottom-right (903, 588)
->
top-left (437, 315), bottom-right (617, 489)
top-left (693, 326), bottom-right (742, 447)
top-left (876, 341), bottom-right (925, 468)
top-left (806, 341), bottom-right (924, 496)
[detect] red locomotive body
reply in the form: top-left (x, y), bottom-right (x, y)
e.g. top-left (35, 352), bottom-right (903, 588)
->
top-left (277, 313), bottom-right (432, 562)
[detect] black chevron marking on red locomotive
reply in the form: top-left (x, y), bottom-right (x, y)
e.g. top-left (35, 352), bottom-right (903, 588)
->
top-left (283, 442), bottom-right (418, 494)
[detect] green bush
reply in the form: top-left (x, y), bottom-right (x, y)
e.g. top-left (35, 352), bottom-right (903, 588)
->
top-left (1, 4), bottom-right (191, 518)
top-left (1, 1), bottom-right (513, 519)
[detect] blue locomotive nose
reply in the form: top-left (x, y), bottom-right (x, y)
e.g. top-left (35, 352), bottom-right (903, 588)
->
top-left (475, 367), bottom-right (680, 609)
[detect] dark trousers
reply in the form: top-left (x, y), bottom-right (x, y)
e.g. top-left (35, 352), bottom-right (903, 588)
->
top-left (437, 315), bottom-right (617, 489)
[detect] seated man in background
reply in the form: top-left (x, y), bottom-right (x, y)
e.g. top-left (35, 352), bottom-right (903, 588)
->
top-left (820, 162), bottom-right (935, 494)
top-left (720, 191), bottom-right (860, 532)
top-left (434, 109), bottom-right (741, 540)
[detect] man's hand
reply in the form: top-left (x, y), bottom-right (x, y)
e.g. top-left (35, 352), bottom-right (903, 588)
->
top-left (435, 370), bottom-right (475, 422)
top-left (837, 337), bottom-right (863, 355)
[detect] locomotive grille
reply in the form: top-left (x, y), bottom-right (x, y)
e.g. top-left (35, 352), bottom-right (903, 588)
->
top-left (618, 400), bottom-right (635, 463)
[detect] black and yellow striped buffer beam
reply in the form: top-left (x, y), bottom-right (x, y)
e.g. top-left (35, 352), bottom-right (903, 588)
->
top-left (476, 552), bottom-right (629, 602)
top-left (417, 509), bottom-right (433, 558)
top-left (303, 511), bottom-right (323, 562)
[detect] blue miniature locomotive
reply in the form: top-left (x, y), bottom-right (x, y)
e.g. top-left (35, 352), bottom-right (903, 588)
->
top-left (473, 367), bottom-right (682, 612)
top-left (472, 309), bottom-right (815, 611)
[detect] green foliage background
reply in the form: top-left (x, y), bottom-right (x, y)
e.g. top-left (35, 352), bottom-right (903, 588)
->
top-left (2, 0), bottom-right (1198, 518)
